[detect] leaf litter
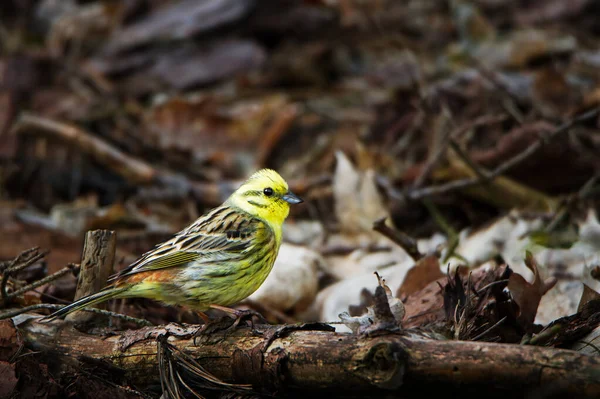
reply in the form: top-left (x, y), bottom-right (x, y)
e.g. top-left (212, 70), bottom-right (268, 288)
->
top-left (1, 0), bottom-right (600, 396)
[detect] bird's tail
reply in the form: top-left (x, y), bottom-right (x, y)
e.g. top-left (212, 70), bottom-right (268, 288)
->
top-left (42, 286), bottom-right (130, 321)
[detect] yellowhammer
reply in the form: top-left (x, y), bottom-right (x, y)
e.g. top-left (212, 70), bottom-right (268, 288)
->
top-left (44, 169), bottom-right (303, 322)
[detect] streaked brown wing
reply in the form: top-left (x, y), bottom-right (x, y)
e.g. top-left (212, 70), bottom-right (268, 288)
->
top-left (110, 207), bottom-right (262, 281)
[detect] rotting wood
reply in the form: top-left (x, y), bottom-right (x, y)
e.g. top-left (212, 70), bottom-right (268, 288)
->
top-left (66, 230), bottom-right (116, 324)
top-left (14, 319), bottom-right (600, 398)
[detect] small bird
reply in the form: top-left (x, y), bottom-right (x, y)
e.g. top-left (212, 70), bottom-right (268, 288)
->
top-left (44, 169), bottom-right (303, 322)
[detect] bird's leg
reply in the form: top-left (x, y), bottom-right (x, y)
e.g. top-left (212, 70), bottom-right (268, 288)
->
top-left (193, 305), bottom-right (268, 344)
top-left (196, 311), bottom-right (211, 324)
top-left (209, 304), bottom-right (268, 328)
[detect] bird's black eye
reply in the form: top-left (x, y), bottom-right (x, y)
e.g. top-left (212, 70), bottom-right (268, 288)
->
top-left (263, 187), bottom-right (274, 196)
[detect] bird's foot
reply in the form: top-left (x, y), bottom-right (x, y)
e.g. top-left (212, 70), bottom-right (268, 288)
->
top-left (209, 304), bottom-right (268, 329)
top-left (192, 306), bottom-right (268, 345)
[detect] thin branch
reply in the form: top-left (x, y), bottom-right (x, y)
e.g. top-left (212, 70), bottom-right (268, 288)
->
top-left (0, 303), bottom-right (152, 326)
top-left (1, 249), bottom-right (49, 303)
top-left (12, 113), bottom-right (157, 184)
top-left (475, 279), bottom-right (510, 294)
top-left (448, 139), bottom-right (489, 181)
top-left (373, 217), bottom-right (423, 260)
top-left (412, 108), bottom-right (452, 188)
top-left (0, 247), bottom-right (40, 273)
top-left (5, 264), bottom-right (77, 301)
top-left (468, 56), bottom-right (526, 123)
top-left (472, 316), bottom-right (507, 341)
top-left (402, 108), bottom-right (600, 201)
top-left (545, 174), bottom-right (599, 232)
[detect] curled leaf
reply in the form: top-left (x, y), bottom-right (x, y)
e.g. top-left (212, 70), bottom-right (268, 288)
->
top-left (507, 251), bottom-right (557, 330)
top-left (339, 272), bottom-right (404, 335)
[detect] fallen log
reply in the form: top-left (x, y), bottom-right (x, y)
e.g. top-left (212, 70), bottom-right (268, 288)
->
top-left (11, 317), bottom-right (600, 398)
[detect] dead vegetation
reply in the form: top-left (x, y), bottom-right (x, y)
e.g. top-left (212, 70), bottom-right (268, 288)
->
top-left (1, 0), bottom-right (600, 397)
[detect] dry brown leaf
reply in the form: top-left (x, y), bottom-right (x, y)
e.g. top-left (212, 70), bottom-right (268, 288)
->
top-left (333, 151), bottom-right (388, 235)
top-left (0, 362), bottom-right (18, 398)
top-left (402, 277), bottom-right (445, 329)
top-left (507, 251), bottom-right (557, 329)
top-left (397, 255), bottom-right (443, 298)
top-left (339, 272), bottom-right (404, 334)
top-left (577, 284), bottom-right (600, 312)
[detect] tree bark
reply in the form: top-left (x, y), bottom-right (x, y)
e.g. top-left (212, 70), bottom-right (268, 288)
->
top-left (66, 230), bottom-right (116, 324)
top-left (15, 319), bottom-right (600, 398)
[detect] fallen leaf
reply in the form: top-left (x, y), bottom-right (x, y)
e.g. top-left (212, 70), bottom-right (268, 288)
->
top-left (376, 272), bottom-right (405, 325)
top-left (0, 320), bottom-right (21, 361)
top-left (507, 251), bottom-right (557, 330)
top-left (398, 255), bottom-right (443, 298)
top-left (0, 362), bottom-right (17, 398)
top-left (333, 151), bottom-right (388, 235)
top-left (339, 272), bottom-right (404, 335)
top-left (577, 284), bottom-right (600, 312)
top-left (402, 277), bottom-right (446, 329)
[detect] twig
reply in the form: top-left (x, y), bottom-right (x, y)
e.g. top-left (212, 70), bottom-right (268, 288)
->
top-left (469, 56), bottom-right (526, 124)
top-left (527, 324), bottom-right (562, 346)
top-left (402, 108), bottom-right (600, 201)
top-left (4, 264), bottom-right (78, 301)
top-left (475, 279), bottom-right (510, 294)
top-left (1, 248), bottom-right (48, 303)
top-left (449, 139), bottom-right (489, 181)
top-left (574, 340), bottom-right (600, 356)
top-left (12, 113), bottom-right (157, 184)
top-left (413, 114), bottom-right (507, 189)
top-left (471, 316), bottom-right (507, 341)
top-left (372, 217), bottom-right (423, 260)
top-left (0, 247), bottom-right (40, 273)
top-left (320, 243), bottom-right (391, 256)
top-left (0, 303), bottom-right (152, 326)
top-left (256, 104), bottom-right (297, 167)
top-left (545, 174), bottom-right (599, 232)
top-left (413, 108), bottom-right (452, 188)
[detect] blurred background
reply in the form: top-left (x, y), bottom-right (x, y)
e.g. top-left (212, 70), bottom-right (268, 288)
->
top-left (1, 0), bottom-right (600, 328)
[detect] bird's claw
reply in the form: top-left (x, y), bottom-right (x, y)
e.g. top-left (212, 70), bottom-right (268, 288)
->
top-left (230, 308), bottom-right (268, 329)
top-left (192, 309), bottom-right (268, 345)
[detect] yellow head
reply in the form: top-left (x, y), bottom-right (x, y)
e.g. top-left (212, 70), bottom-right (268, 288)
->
top-left (227, 169), bottom-right (303, 230)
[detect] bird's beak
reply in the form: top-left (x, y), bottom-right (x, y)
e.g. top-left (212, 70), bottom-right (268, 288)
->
top-left (282, 191), bottom-right (303, 204)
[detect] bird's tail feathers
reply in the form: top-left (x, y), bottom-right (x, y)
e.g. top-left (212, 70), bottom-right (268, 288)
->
top-left (42, 286), bottom-right (129, 322)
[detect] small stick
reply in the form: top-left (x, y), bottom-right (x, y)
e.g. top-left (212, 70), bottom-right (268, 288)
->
top-left (12, 113), bottom-right (157, 184)
top-left (373, 217), bottom-right (423, 260)
top-left (4, 264), bottom-right (77, 301)
top-left (448, 139), bottom-right (489, 181)
top-left (0, 303), bottom-right (152, 326)
top-left (0, 247), bottom-right (39, 273)
top-left (545, 174), bottom-right (599, 232)
top-left (1, 248), bottom-right (48, 304)
top-left (471, 316), bottom-right (507, 341)
top-left (256, 104), bottom-right (297, 167)
top-left (411, 114), bottom-right (507, 190)
top-left (404, 107), bottom-right (600, 201)
top-left (66, 230), bottom-right (116, 324)
top-left (412, 108), bottom-right (452, 189)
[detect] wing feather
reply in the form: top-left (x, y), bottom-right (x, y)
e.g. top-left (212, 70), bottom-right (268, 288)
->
top-left (111, 206), bottom-right (265, 281)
